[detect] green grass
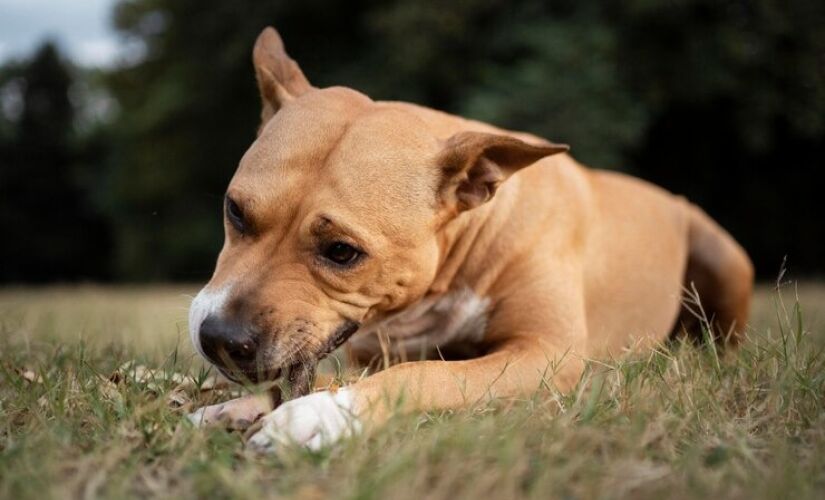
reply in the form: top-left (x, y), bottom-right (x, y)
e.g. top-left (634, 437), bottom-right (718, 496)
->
top-left (1, 284), bottom-right (824, 499)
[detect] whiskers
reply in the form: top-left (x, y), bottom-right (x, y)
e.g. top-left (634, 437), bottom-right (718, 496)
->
top-left (277, 330), bottom-right (325, 368)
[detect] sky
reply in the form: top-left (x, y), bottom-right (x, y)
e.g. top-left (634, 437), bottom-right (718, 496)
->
top-left (0, 0), bottom-right (122, 67)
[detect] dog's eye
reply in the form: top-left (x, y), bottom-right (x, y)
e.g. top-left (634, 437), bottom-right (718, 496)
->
top-left (225, 196), bottom-right (246, 233)
top-left (321, 241), bottom-right (362, 266)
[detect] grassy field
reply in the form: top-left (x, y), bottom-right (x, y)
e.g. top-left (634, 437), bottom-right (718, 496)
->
top-left (1, 284), bottom-right (824, 499)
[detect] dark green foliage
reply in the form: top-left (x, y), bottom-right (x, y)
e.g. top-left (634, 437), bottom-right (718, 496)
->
top-left (0, 43), bottom-right (111, 282)
top-left (1, 0), bottom-right (824, 281)
top-left (612, 0), bottom-right (825, 279)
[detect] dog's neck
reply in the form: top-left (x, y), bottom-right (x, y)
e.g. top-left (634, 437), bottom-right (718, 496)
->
top-left (429, 178), bottom-right (519, 296)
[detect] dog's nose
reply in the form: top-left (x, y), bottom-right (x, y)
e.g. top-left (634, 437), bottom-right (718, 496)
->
top-left (198, 315), bottom-right (259, 367)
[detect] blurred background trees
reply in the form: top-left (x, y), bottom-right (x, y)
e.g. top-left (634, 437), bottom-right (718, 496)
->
top-left (1, 0), bottom-right (823, 282)
top-left (0, 43), bottom-right (112, 281)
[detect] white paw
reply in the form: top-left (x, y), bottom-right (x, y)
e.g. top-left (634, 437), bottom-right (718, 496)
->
top-left (246, 389), bottom-right (361, 453)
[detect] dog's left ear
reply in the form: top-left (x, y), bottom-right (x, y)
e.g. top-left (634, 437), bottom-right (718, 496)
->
top-left (437, 131), bottom-right (569, 212)
top-left (253, 27), bottom-right (313, 132)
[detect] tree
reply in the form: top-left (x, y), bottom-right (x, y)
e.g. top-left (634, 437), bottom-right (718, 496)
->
top-left (0, 43), bottom-right (111, 282)
top-left (613, 0), bottom-right (825, 277)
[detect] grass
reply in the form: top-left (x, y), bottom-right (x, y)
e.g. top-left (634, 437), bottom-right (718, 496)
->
top-left (1, 283), bottom-right (824, 499)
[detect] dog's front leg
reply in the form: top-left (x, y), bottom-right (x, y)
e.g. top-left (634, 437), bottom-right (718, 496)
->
top-left (247, 332), bottom-right (585, 453)
top-left (246, 279), bottom-right (588, 453)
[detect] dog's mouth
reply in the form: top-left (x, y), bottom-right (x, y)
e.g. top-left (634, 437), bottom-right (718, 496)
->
top-left (212, 320), bottom-right (361, 397)
top-left (215, 361), bottom-right (316, 407)
top-left (321, 320), bottom-right (361, 357)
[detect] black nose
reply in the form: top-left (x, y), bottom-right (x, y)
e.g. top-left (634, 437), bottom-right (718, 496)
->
top-left (198, 315), bottom-right (259, 367)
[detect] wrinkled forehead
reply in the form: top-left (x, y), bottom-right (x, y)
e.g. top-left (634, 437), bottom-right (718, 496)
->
top-left (230, 89), bottom-right (440, 232)
top-left (322, 104), bottom-right (441, 219)
top-left (237, 88), bottom-right (367, 179)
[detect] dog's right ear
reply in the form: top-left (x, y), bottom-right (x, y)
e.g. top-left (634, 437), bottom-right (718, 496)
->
top-left (253, 27), bottom-right (313, 132)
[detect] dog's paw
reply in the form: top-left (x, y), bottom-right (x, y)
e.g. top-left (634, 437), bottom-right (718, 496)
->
top-left (187, 393), bottom-right (272, 430)
top-left (246, 389), bottom-right (361, 454)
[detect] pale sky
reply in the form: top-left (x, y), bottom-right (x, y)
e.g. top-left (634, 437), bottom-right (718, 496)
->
top-left (0, 0), bottom-right (122, 67)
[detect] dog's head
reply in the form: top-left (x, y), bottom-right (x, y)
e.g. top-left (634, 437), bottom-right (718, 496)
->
top-left (189, 28), bottom-right (567, 383)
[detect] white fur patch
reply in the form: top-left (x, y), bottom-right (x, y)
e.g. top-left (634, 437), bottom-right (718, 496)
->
top-left (246, 389), bottom-right (361, 453)
top-left (188, 284), bottom-right (232, 359)
top-left (351, 287), bottom-right (491, 356)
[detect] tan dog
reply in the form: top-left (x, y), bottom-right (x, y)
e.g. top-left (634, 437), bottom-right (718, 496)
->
top-left (188, 27), bottom-right (754, 452)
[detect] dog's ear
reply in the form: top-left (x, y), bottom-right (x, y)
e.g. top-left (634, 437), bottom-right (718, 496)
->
top-left (253, 27), bottom-right (313, 132)
top-left (437, 131), bottom-right (568, 212)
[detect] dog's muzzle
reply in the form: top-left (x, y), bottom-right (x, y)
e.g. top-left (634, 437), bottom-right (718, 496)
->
top-left (195, 312), bottom-right (361, 387)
